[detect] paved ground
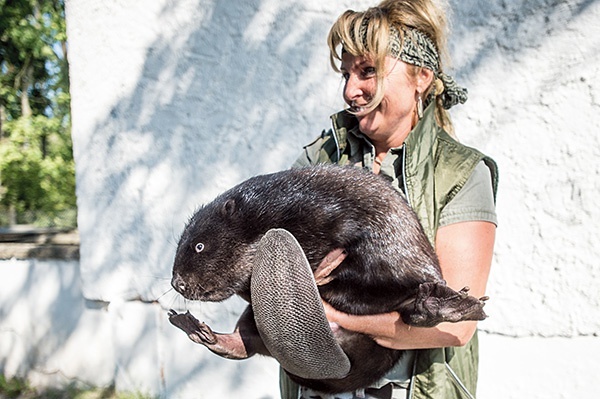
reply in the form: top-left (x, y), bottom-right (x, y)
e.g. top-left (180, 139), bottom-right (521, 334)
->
top-left (0, 227), bottom-right (79, 260)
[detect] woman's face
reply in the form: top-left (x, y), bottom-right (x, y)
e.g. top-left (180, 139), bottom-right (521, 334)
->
top-left (341, 53), bottom-right (419, 147)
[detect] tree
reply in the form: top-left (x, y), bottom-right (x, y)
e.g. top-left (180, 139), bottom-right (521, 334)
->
top-left (0, 0), bottom-right (75, 227)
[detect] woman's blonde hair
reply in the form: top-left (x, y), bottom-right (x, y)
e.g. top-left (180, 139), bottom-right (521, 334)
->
top-left (327, 0), bottom-right (455, 134)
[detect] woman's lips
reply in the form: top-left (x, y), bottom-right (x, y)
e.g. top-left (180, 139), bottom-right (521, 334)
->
top-left (350, 102), bottom-right (368, 114)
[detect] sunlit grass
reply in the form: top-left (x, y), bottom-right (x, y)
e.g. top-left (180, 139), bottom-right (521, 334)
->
top-left (0, 375), bottom-right (155, 399)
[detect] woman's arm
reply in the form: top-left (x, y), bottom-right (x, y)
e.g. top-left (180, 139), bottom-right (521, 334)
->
top-left (324, 220), bottom-right (496, 350)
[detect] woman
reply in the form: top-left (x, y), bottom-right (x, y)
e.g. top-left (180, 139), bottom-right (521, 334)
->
top-left (282, 1), bottom-right (498, 398)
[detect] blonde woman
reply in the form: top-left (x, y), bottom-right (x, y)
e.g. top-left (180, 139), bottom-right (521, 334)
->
top-left (284, 1), bottom-right (498, 398)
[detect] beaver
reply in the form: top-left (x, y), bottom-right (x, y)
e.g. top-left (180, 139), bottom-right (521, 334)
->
top-left (168, 164), bottom-right (487, 393)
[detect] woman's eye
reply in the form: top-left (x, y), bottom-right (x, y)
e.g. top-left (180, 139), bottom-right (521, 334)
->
top-left (362, 67), bottom-right (376, 77)
top-left (341, 72), bottom-right (350, 81)
top-left (195, 243), bottom-right (205, 253)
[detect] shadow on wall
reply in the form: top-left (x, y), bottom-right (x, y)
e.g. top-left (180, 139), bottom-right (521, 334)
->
top-left (73, 1), bottom-right (346, 306)
top-left (71, 2), bottom-right (347, 394)
top-left (66, 0), bottom-right (599, 395)
top-left (0, 259), bottom-right (104, 383)
top-left (450, 0), bottom-right (599, 146)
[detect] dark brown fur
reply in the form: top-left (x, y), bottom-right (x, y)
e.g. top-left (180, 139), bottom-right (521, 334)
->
top-left (171, 165), bottom-right (486, 393)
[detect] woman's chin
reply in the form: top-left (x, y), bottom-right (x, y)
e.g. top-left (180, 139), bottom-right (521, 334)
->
top-left (357, 116), bottom-right (379, 137)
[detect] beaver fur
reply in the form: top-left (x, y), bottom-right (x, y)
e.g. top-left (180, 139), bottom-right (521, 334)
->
top-left (169, 164), bottom-right (487, 393)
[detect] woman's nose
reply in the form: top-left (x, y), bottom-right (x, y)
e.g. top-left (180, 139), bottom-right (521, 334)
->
top-left (344, 74), bottom-right (363, 102)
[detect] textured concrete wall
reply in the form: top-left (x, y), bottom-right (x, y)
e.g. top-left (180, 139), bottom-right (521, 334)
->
top-left (0, 258), bottom-right (278, 397)
top-left (450, 0), bottom-right (600, 339)
top-left (1, 0), bottom-right (598, 398)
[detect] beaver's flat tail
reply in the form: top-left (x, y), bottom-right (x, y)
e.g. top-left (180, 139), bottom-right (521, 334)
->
top-left (251, 228), bottom-right (351, 380)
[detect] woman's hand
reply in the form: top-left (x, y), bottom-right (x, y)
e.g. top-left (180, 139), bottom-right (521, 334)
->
top-left (321, 297), bottom-right (478, 350)
top-left (320, 221), bottom-right (496, 350)
top-left (321, 300), bottom-right (402, 341)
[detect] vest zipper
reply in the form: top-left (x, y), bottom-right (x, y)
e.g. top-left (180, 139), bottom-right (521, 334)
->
top-left (445, 362), bottom-right (476, 399)
top-left (401, 144), bottom-right (410, 205)
top-left (332, 129), bottom-right (342, 163)
top-left (407, 350), bottom-right (417, 399)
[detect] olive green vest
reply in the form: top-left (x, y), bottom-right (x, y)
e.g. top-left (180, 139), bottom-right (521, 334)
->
top-left (289, 103), bottom-right (498, 399)
top-left (314, 104), bottom-right (498, 246)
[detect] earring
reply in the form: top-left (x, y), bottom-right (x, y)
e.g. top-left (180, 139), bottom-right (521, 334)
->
top-left (417, 93), bottom-right (424, 120)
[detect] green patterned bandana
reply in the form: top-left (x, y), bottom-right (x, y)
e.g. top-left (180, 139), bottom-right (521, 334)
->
top-left (388, 26), bottom-right (468, 110)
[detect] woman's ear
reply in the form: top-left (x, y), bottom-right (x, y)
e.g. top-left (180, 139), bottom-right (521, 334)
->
top-left (417, 68), bottom-right (435, 93)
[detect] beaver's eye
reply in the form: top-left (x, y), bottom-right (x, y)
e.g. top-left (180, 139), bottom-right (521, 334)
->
top-left (195, 243), bottom-right (204, 253)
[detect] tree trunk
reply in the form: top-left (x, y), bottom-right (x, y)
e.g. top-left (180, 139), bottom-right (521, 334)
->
top-left (20, 64), bottom-right (33, 118)
top-left (0, 104), bottom-right (4, 138)
top-left (8, 204), bottom-right (16, 227)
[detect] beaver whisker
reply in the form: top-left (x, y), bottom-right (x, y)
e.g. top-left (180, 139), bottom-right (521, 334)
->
top-left (156, 287), bottom-right (174, 301)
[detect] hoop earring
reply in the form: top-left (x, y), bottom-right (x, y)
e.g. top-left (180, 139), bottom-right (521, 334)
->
top-left (417, 94), bottom-right (424, 120)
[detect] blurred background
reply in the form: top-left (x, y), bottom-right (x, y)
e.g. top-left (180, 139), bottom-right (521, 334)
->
top-left (0, 0), bottom-right (75, 230)
top-left (1, 0), bottom-right (599, 398)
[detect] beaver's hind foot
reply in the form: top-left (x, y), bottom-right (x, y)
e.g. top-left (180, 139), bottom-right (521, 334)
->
top-left (400, 282), bottom-right (488, 327)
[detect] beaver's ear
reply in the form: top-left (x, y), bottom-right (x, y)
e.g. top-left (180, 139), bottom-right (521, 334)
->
top-left (220, 199), bottom-right (236, 218)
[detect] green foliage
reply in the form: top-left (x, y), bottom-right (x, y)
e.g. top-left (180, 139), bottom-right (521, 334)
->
top-left (0, 375), bottom-right (156, 399)
top-left (0, 0), bottom-right (75, 227)
top-left (0, 374), bottom-right (30, 398)
top-left (0, 0), bottom-right (70, 119)
top-left (0, 115), bottom-right (76, 215)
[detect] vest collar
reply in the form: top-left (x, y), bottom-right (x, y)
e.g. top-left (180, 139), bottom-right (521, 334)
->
top-left (329, 102), bottom-right (439, 163)
top-left (404, 102), bottom-right (439, 174)
top-left (329, 110), bottom-right (357, 157)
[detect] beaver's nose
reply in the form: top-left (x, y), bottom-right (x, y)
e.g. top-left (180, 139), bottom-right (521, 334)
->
top-left (171, 273), bottom-right (187, 294)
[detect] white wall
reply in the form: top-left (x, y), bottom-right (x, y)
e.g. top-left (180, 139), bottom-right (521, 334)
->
top-left (1, 0), bottom-right (598, 398)
top-left (0, 258), bottom-right (279, 397)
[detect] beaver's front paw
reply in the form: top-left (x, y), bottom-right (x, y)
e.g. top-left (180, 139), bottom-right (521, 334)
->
top-left (168, 310), bottom-right (217, 345)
